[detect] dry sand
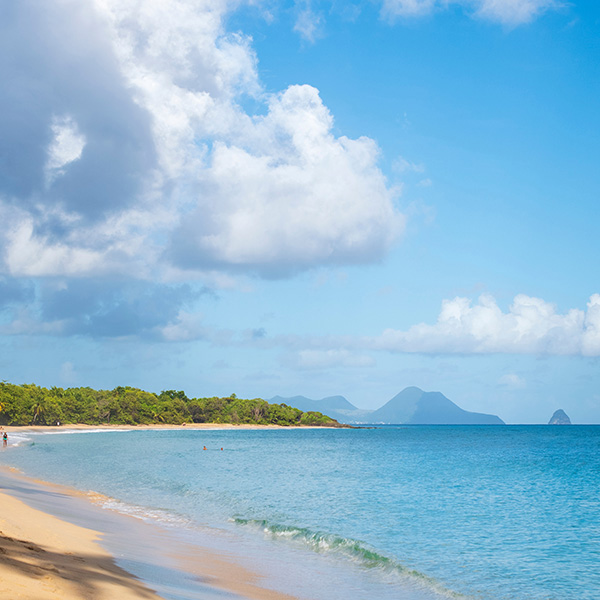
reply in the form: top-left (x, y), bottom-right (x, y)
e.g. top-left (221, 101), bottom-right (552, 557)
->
top-left (0, 490), bottom-right (162, 600)
top-left (2, 423), bottom-right (324, 434)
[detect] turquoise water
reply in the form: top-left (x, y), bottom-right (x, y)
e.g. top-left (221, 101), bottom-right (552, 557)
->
top-left (2, 426), bottom-right (599, 600)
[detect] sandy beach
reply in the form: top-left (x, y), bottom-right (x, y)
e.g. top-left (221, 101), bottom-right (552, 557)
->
top-left (0, 453), bottom-right (299, 600)
top-left (1, 423), bottom-right (330, 435)
top-left (0, 488), bottom-right (161, 600)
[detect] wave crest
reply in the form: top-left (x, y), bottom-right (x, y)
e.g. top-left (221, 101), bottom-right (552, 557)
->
top-left (232, 518), bottom-right (468, 599)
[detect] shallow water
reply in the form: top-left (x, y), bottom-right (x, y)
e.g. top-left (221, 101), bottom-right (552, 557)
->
top-left (2, 426), bottom-right (599, 600)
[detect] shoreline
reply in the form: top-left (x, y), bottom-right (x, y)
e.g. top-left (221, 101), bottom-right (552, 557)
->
top-left (0, 484), bottom-right (162, 600)
top-left (1, 423), bottom-right (338, 434)
top-left (0, 465), bottom-right (299, 600)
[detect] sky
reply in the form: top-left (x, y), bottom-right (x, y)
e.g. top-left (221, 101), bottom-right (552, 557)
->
top-left (1, 0), bottom-right (599, 423)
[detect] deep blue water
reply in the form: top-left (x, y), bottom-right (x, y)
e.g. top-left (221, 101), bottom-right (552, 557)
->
top-left (2, 426), bottom-right (599, 600)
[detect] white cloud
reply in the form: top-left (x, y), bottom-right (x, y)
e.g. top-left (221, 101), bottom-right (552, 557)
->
top-left (294, 2), bottom-right (324, 42)
top-left (0, 0), bottom-right (403, 281)
top-left (254, 295), bottom-right (600, 361)
top-left (381, 0), bottom-right (436, 18)
top-left (381, 0), bottom-right (563, 25)
top-left (582, 294), bottom-right (600, 356)
top-left (3, 204), bottom-right (164, 278)
top-left (372, 294), bottom-right (600, 356)
top-left (159, 311), bottom-right (209, 342)
top-left (170, 84), bottom-right (404, 276)
top-left (45, 115), bottom-right (86, 185)
top-left (149, 294), bottom-right (600, 358)
top-left (5, 217), bottom-right (108, 278)
top-left (474, 0), bottom-right (562, 25)
top-left (95, 0), bottom-right (402, 277)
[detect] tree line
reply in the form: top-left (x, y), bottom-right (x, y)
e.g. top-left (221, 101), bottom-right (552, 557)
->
top-left (0, 383), bottom-right (341, 427)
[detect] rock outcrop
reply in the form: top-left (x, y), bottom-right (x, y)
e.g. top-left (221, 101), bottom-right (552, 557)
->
top-left (548, 409), bottom-right (571, 425)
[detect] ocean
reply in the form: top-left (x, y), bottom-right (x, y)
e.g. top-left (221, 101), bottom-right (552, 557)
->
top-left (1, 425), bottom-right (599, 600)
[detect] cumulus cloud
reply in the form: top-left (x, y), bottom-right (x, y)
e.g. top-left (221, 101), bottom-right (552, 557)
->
top-left (0, 0), bottom-right (402, 284)
top-left (372, 294), bottom-right (600, 356)
top-left (381, 0), bottom-right (563, 25)
top-left (169, 85), bottom-right (403, 277)
top-left (0, 0), bottom-right (156, 218)
top-left (136, 293), bottom-right (600, 357)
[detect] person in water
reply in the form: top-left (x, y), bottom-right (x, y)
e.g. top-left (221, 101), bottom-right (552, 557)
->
top-left (2, 432), bottom-right (7, 444)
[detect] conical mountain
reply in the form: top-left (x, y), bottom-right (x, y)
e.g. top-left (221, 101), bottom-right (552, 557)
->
top-left (368, 387), bottom-right (504, 425)
top-left (548, 409), bottom-right (571, 425)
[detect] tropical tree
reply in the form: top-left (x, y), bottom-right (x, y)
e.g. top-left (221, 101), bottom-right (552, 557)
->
top-left (31, 401), bottom-right (44, 425)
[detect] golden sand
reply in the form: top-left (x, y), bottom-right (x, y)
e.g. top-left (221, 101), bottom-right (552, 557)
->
top-left (0, 490), bottom-right (162, 600)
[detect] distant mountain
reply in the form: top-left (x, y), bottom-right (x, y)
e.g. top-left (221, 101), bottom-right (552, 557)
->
top-left (548, 409), bottom-right (571, 425)
top-left (368, 387), bottom-right (504, 425)
top-left (271, 387), bottom-right (504, 425)
top-left (270, 395), bottom-right (371, 424)
top-left (270, 395), bottom-right (356, 413)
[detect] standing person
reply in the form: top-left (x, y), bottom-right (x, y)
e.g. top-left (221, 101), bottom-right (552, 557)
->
top-left (2, 432), bottom-right (7, 445)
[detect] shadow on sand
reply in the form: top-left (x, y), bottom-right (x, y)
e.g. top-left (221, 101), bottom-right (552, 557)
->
top-left (0, 530), bottom-right (160, 599)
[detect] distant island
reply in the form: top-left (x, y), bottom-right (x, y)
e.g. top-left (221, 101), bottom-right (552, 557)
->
top-left (272, 386), bottom-right (505, 425)
top-left (548, 409), bottom-right (572, 425)
top-left (0, 383), bottom-right (341, 427)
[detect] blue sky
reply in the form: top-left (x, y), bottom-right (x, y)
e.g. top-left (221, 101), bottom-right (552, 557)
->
top-left (1, 0), bottom-right (599, 423)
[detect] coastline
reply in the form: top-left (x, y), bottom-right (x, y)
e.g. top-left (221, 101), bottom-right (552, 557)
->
top-left (0, 465), bottom-right (299, 600)
top-left (1, 423), bottom-right (336, 433)
top-left (0, 485), bottom-right (162, 600)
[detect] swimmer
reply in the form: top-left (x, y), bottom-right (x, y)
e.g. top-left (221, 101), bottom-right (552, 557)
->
top-left (203, 446), bottom-right (207, 450)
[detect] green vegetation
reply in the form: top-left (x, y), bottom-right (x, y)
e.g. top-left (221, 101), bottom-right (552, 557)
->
top-left (0, 382), bottom-right (342, 427)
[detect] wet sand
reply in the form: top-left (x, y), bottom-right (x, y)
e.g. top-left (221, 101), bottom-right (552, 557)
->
top-left (0, 465), bottom-right (298, 600)
top-left (0, 488), bottom-right (162, 600)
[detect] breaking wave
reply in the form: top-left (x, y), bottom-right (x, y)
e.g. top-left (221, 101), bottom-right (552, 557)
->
top-left (232, 517), bottom-right (469, 599)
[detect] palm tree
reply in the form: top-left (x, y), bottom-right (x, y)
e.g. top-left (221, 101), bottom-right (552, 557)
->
top-left (31, 401), bottom-right (44, 425)
top-left (151, 410), bottom-right (165, 423)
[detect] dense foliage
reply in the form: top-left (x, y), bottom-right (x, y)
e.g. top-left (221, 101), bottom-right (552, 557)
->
top-left (0, 383), bottom-right (341, 427)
